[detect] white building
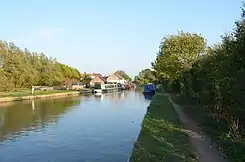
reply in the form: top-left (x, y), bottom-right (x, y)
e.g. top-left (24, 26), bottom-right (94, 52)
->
top-left (106, 73), bottom-right (126, 85)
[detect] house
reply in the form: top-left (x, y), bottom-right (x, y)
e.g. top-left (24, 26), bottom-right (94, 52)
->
top-left (106, 73), bottom-right (126, 85)
top-left (89, 73), bottom-right (107, 87)
top-left (71, 82), bottom-right (83, 90)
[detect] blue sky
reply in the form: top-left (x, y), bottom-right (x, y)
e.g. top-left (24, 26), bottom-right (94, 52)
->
top-left (0, 0), bottom-right (241, 77)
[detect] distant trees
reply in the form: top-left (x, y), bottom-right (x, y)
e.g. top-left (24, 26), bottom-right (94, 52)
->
top-left (0, 41), bottom-right (81, 91)
top-left (80, 73), bottom-right (92, 86)
top-left (115, 70), bottom-right (132, 81)
top-left (134, 69), bottom-right (156, 86)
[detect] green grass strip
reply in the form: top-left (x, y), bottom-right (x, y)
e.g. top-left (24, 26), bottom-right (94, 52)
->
top-left (0, 90), bottom-right (77, 98)
top-left (130, 92), bottom-right (197, 162)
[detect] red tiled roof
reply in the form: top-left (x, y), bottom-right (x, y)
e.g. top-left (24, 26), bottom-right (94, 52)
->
top-left (90, 73), bottom-right (107, 82)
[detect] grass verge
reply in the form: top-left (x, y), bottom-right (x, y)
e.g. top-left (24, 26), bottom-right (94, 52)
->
top-left (130, 92), bottom-right (197, 162)
top-left (0, 90), bottom-right (77, 98)
top-left (171, 94), bottom-right (245, 162)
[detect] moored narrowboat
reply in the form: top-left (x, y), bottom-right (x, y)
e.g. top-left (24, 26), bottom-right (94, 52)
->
top-left (143, 83), bottom-right (155, 95)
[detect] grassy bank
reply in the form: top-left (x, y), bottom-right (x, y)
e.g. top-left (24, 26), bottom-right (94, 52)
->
top-left (130, 92), bottom-right (197, 162)
top-left (171, 94), bottom-right (245, 162)
top-left (0, 90), bottom-right (80, 103)
top-left (0, 90), bottom-right (77, 98)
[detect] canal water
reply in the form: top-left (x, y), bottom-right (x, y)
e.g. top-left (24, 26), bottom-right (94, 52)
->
top-left (0, 91), bottom-right (150, 162)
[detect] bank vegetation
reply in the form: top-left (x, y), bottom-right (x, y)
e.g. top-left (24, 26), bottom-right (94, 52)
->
top-left (133, 4), bottom-right (245, 162)
top-left (0, 41), bottom-right (81, 91)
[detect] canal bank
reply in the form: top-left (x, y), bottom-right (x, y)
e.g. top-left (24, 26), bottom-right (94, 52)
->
top-left (0, 91), bottom-right (80, 103)
top-left (130, 91), bottom-right (197, 162)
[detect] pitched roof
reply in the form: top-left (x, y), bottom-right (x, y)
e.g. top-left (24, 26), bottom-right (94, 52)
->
top-left (114, 72), bottom-right (123, 79)
top-left (90, 73), bottom-right (107, 82)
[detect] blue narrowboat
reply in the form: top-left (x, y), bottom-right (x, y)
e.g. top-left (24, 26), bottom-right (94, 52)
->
top-left (143, 83), bottom-right (155, 95)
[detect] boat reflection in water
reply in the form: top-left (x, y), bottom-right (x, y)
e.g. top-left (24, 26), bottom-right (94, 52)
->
top-left (93, 91), bottom-right (126, 102)
top-left (143, 93), bottom-right (154, 100)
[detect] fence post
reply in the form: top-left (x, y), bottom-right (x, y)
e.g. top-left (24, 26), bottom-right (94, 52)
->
top-left (32, 86), bottom-right (34, 95)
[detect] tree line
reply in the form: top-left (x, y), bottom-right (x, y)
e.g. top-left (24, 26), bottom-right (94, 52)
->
top-left (0, 41), bottom-right (81, 91)
top-left (134, 69), bottom-right (156, 86)
top-left (134, 4), bottom-right (245, 160)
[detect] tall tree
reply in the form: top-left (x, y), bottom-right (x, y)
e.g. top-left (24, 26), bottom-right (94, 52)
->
top-left (152, 31), bottom-right (207, 80)
top-left (0, 41), bottom-right (81, 91)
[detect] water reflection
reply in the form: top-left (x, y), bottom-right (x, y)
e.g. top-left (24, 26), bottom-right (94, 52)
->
top-left (143, 93), bottom-right (154, 100)
top-left (0, 92), bottom-right (150, 162)
top-left (93, 91), bottom-right (127, 102)
top-left (0, 97), bottom-right (81, 141)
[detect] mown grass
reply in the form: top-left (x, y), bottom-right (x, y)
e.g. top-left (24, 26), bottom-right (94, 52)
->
top-left (171, 94), bottom-right (245, 162)
top-left (0, 90), bottom-right (77, 98)
top-left (130, 92), bottom-right (197, 162)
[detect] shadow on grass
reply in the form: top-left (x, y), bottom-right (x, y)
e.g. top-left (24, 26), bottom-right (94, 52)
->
top-left (130, 93), bottom-right (197, 162)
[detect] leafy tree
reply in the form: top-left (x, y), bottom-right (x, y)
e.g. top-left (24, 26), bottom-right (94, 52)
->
top-left (134, 69), bottom-right (156, 86)
top-left (0, 69), bottom-right (13, 91)
top-left (152, 32), bottom-right (207, 80)
top-left (157, 6), bottom-right (245, 161)
top-left (80, 73), bottom-right (92, 85)
top-left (115, 70), bottom-right (132, 81)
top-left (0, 41), bottom-right (81, 91)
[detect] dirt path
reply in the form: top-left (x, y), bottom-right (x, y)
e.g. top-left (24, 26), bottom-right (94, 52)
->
top-left (166, 94), bottom-right (227, 162)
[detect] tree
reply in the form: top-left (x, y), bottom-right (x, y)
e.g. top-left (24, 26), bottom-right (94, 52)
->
top-left (0, 69), bottom-right (13, 91)
top-left (115, 70), bottom-right (132, 81)
top-left (152, 31), bottom-right (207, 80)
top-left (169, 7), bottom-right (245, 158)
top-left (0, 40), bottom-right (81, 91)
top-left (134, 69), bottom-right (156, 86)
top-left (80, 73), bottom-right (92, 86)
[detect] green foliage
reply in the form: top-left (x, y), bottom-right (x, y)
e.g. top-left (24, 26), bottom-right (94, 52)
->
top-left (172, 94), bottom-right (245, 162)
top-left (115, 70), bottom-right (132, 81)
top-left (0, 41), bottom-right (81, 91)
top-left (80, 73), bottom-right (92, 85)
top-left (154, 6), bottom-right (245, 161)
top-left (134, 69), bottom-right (157, 86)
top-left (177, 10), bottom-right (245, 135)
top-left (152, 32), bottom-right (207, 80)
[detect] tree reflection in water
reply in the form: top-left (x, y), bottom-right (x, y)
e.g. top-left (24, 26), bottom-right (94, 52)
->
top-left (0, 97), bottom-right (81, 141)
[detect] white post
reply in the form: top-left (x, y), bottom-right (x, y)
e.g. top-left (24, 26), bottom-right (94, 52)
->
top-left (31, 86), bottom-right (34, 95)
top-left (32, 100), bottom-right (35, 111)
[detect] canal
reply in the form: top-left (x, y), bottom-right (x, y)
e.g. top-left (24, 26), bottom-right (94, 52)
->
top-left (0, 91), bottom-right (150, 162)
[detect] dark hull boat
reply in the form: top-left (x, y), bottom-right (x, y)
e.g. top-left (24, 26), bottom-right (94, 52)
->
top-left (143, 83), bottom-right (155, 95)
